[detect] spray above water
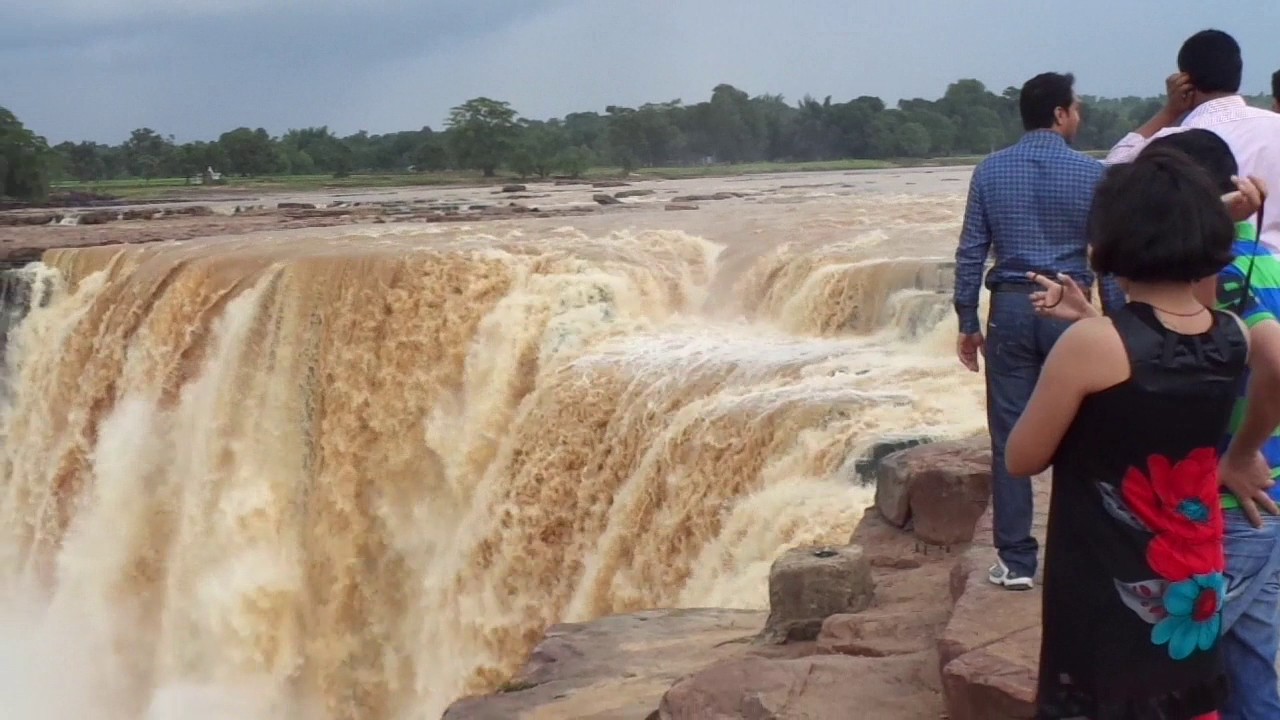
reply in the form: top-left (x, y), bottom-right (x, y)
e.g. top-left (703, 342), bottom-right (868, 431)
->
top-left (0, 219), bottom-right (985, 719)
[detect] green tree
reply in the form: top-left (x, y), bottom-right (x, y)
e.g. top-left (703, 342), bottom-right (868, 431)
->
top-left (122, 127), bottom-right (176, 180)
top-left (556, 145), bottom-right (593, 178)
top-left (790, 96), bottom-right (840, 160)
top-left (753, 94), bottom-right (798, 161)
top-left (446, 97), bottom-right (519, 177)
top-left (511, 122), bottom-right (568, 178)
top-left (895, 122), bottom-right (931, 157)
top-left (37, 80), bottom-right (1239, 180)
top-left (55, 141), bottom-right (110, 182)
top-left (278, 145), bottom-right (316, 175)
top-left (175, 141), bottom-right (228, 178)
top-left (411, 138), bottom-right (449, 171)
top-left (377, 128), bottom-right (435, 170)
top-left (0, 108), bottom-right (51, 201)
top-left (563, 112), bottom-right (608, 150)
top-left (704, 84), bottom-right (764, 163)
top-left (218, 127), bottom-right (280, 176)
top-left (827, 97), bottom-right (882, 157)
top-left (606, 103), bottom-right (682, 170)
top-left (280, 127), bottom-right (350, 175)
top-left (898, 103), bottom-right (958, 155)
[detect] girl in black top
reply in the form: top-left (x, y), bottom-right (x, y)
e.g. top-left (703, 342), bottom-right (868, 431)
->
top-left (1006, 147), bottom-right (1247, 719)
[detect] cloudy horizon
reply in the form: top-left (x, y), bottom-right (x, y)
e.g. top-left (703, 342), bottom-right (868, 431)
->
top-left (3, 0), bottom-right (1278, 145)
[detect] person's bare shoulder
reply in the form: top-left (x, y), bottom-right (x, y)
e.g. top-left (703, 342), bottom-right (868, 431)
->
top-left (1051, 316), bottom-right (1130, 392)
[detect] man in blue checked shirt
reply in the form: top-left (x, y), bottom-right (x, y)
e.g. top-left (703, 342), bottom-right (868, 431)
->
top-left (953, 71), bottom-right (1125, 591)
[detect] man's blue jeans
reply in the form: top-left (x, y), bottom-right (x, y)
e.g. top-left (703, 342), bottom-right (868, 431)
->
top-left (1221, 510), bottom-right (1280, 719)
top-left (985, 288), bottom-right (1069, 578)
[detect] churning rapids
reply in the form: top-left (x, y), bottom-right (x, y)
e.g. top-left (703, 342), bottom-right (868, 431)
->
top-left (0, 169), bottom-right (989, 719)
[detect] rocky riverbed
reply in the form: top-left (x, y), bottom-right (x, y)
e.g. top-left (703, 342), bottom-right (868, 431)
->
top-left (0, 167), bottom-right (972, 267)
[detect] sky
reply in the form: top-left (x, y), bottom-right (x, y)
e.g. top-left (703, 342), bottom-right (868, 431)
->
top-left (3, 0), bottom-right (1279, 145)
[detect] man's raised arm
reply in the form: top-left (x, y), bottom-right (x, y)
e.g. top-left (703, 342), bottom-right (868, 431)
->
top-left (1104, 73), bottom-right (1194, 165)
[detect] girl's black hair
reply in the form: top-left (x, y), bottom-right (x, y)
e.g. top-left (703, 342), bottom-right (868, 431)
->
top-left (1090, 146), bottom-right (1235, 282)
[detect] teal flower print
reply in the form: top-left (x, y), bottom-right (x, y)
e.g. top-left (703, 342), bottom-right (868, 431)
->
top-left (1151, 573), bottom-right (1226, 661)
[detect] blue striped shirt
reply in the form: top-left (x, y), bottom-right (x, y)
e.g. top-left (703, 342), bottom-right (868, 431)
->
top-left (1216, 224), bottom-right (1280, 502)
top-left (954, 130), bottom-right (1126, 334)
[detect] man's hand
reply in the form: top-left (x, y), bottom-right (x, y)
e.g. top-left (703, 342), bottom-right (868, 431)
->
top-left (1223, 175), bottom-right (1269, 223)
top-left (1028, 272), bottom-right (1097, 322)
top-left (1163, 72), bottom-right (1195, 118)
top-left (1220, 449), bottom-right (1279, 528)
top-left (957, 332), bottom-right (984, 372)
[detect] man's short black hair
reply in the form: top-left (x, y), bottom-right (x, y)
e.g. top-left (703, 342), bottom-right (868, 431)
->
top-left (1090, 147), bottom-right (1235, 283)
top-left (1272, 69), bottom-right (1280, 101)
top-left (1019, 72), bottom-right (1075, 131)
top-left (1142, 129), bottom-right (1238, 194)
top-left (1177, 29), bottom-right (1243, 94)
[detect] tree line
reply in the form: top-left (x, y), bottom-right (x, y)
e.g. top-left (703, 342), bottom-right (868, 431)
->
top-left (2, 79), bottom-right (1274, 201)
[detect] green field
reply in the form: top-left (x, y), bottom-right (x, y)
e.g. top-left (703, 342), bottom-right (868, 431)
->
top-left (51, 152), bottom-right (1114, 202)
top-left (48, 156), bottom-right (1006, 202)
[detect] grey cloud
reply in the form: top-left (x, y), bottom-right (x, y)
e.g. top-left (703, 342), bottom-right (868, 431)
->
top-left (3, 0), bottom-right (1279, 144)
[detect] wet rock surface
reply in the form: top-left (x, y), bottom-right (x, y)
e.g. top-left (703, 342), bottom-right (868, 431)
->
top-left (854, 434), bottom-right (935, 483)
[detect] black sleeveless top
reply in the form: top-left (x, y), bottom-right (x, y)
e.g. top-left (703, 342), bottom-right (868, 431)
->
top-left (1036, 303), bottom-right (1248, 720)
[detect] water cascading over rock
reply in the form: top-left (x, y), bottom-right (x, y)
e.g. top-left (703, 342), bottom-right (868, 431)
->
top-left (0, 226), bottom-right (983, 719)
top-left (0, 264), bottom-right (58, 358)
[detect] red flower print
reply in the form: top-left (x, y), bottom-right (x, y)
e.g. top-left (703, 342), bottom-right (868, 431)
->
top-left (1121, 448), bottom-right (1222, 540)
top-left (1120, 448), bottom-right (1225, 580)
top-left (1146, 533), bottom-right (1224, 580)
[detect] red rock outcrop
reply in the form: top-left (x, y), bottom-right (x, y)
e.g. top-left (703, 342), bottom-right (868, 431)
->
top-left (937, 475), bottom-right (1050, 720)
top-left (657, 653), bottom-right (936, 720)
top-left (442, 609), bottom-right (765, 720)
top-left (874, 435), bottom-right (992, 545)
top-left (760, 544), bottom-right (874, 643)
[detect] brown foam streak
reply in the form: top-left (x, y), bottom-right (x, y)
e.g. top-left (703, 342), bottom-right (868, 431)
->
top-left (733, 248), bottom-right (952, 335)
top-left (300, 251), bottom-right (520, 719)
top-left (607, 398), bottom-right (842, 608)
top-left (30, 251), bottom-right (226, 572)
top-left (152, 267), bottom-right (304, 699)
top-left (578, 369), bottom-right (836, 614)
top-left (448, 350), bottom-right (758, 689)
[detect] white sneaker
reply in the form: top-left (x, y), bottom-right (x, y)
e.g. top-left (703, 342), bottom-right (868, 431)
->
top-left (988, 560), bottom-right (1034, 591)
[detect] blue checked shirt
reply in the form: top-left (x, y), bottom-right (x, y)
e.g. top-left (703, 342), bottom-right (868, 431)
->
top-left (953, 130), bottom-right (1125, 335)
